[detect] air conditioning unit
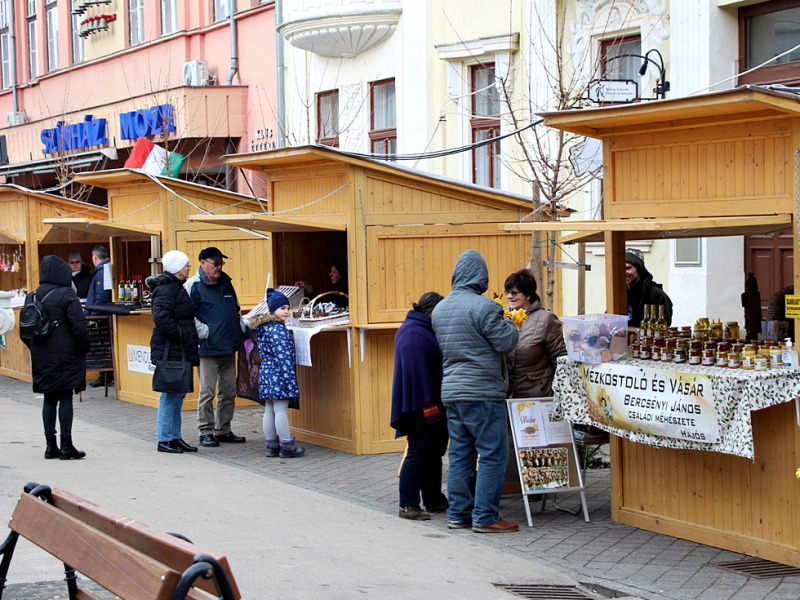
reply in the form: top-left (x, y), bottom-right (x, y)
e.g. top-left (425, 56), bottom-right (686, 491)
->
top-left (182, 60), bottom-right (209, 87)
top-left (6, 111), bottom-right (28, 127)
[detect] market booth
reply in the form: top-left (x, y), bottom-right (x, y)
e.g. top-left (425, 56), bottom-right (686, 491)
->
top-left (190, 145), bottom-right (534, 454)
top-left (48, 170), bottom-right (273, 409)
top-left (0, 186), bottom-right (108, 382)
top-left (502, 86), bottom-right (800, 566)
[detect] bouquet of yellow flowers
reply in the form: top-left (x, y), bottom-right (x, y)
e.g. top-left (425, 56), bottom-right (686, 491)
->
top-left (493, 294), bottom-right (528, 327)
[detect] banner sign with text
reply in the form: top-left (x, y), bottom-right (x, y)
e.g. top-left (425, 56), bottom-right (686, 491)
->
top-left (579, 363), bottom-right (720, 443)
top-left (127, 344), bottom-right (154, 375)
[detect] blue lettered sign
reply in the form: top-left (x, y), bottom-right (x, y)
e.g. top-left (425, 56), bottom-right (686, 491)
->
top-left (41, 115), bottom-right (108, 155)
top-left (119, 104), bottom-right (176, 140)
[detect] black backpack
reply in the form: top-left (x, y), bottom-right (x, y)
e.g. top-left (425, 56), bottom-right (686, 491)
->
top-left (19, 289), bottom-right (59, 340)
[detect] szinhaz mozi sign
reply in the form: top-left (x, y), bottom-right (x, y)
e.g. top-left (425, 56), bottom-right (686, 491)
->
top-left (40, 104), bottom-right (175, 154)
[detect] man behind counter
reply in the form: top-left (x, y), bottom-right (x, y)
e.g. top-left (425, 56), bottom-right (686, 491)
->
top-left (625, 248), bottom-right (673, 328)
top-left (68, 252), bottom-right (93, 299)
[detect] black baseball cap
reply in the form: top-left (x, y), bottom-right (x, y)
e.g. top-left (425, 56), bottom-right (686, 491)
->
top-left (198, 246), bottom-right (229, 261)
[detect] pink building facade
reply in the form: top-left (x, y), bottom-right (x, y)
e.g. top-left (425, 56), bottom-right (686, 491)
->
top-left (0, 1), bottom-right (277, 197)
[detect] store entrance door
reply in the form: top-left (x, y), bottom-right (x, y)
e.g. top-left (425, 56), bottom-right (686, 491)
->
top-left (745, 227), bottom-right (794, 318)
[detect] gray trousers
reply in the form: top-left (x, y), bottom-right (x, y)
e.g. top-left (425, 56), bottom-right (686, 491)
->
top-left (197, 354), bottom-right (237, 436)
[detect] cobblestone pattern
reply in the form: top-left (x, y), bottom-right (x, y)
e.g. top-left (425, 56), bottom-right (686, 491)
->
top-left (2, 376), bottom-right (800, 600)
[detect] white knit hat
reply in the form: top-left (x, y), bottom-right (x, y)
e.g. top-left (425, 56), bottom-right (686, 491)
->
top-left (161, 250), bottom-right (189, 274)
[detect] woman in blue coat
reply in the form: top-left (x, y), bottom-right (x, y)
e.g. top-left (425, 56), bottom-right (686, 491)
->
top-left (390, 291), bottom-right (448, 520)
top-left (250, 289), bottom-right (305, 458)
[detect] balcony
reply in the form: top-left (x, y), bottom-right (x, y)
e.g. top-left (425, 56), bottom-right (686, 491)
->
top-left (280, 0), bottom-right (402, 58)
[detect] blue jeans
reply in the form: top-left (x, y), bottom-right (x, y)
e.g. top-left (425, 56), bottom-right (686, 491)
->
top-left (156, 393), bottom-right (185, 442)
top-left (445, 401), bottom-right (508, 527)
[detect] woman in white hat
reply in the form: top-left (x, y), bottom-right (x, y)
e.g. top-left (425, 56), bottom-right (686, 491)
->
top-left (146, 250), bottom-right (199, 453)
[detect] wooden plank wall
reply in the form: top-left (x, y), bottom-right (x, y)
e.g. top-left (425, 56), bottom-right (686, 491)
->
top-left (608, 119), bottom-right (793, 219)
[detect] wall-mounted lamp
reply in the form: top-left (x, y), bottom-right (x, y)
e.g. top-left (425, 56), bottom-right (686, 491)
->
top-left (638, 48), bottom-right (670, 100)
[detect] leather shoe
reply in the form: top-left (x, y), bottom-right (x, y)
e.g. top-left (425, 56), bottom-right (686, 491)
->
top-left (172, 438), bottom-right (198, 452)
top-left (199, 434), bottom-right (219, 447)
top-left (472, 519), bottom-right (519, 533)
top-left (157, 441), bottom-right (183, 454)
top-left (215, 432), bottom-right (246, 443)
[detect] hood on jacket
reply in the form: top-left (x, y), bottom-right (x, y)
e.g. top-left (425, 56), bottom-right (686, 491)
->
top-left (450, 249), bottom-right (489, 295)
top-left (146, 272), bottom-right (180, 290)
top-left (39, 255), bottom-right (72, 287)
top-left (249, 313), bottom-right (283, 328)
top-left (625, 249), bottom-right (654, 287)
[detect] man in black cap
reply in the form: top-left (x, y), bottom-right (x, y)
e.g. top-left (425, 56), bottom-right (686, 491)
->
top-left (625, 248), bottom-right (673, 328)
top-left (184, 246), bottom-right (247, 447)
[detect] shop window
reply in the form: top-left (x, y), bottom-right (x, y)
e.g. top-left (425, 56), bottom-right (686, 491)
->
top-left (214, 0), bottom-right (231, 22)
top-left (471, 63), bottom-right (500, 188)
top-left (740, 0), bottom-right (800, 86)
top-left (162, 0), bottom-right (177, 35)
top-left (317, 90), bottom-right (339, 147)
top-left (370, 79), bottom-right (396, 156)
top-left (29, 16), bottom-right (38, 77)
top-left (71, 12), bottom-right (83, 65)
top-left (129, 0), bottom-right (144, 46)
top-left (600, 35), bottom-right (642, 98)
top-left (45, 1), bottom-right (57, 72)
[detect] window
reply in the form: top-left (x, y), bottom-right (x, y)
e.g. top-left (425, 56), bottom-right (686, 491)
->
top-left (316, 90), bottom-right (339, 147)
top-left (71, 12), bottom-right (83, 64)
top-left (470, 64), bottom-right (500, 188)
top-left (601, 36), bottom-right (642, 91)
top-left (27, 0), bottom-right (35, 17)
top-left (740, 0), bottom-right (800, 86)
top-left (129, 0), bottom-right (144, 46)
top-left (46, 1), bottom-right (58, 72)
top-left (370, 79), bottom-right (396, 156)
top-left (0, 0), bottom-right (8, 89)
top-left (28, 18), bottom-right (37, 78)
top-left (214, 0), bottom-right (231, 22)
top-left (161, 0), bottom-right (177, 35)
top-left (675, 238), bottom-right (702, 266)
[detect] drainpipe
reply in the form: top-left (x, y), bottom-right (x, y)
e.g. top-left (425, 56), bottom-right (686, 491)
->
top-left (225, 0), bottom-right (238, 191)
top-left (276, 0), bottom-right (285, 147)
top-left (9, 0), bottom-right (18, 116)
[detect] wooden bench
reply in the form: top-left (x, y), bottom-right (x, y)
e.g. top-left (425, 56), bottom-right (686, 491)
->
top-left (0, 483), bottom-right (241, 600)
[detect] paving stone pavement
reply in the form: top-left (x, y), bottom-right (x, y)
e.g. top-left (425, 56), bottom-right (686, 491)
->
top-left (2, 375), bottom-right (800, 600)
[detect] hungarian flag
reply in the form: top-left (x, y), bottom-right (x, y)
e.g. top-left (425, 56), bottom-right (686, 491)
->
top-left (124, 137), bottom-right (185, 177)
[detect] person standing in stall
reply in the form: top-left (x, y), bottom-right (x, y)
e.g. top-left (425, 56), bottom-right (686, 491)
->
top-left (21, 255), bottom-right (90, 460)
top-left (147, 250), bottom-right (199, 454)
top-left (68, 252), bottom-right (93, 299)
top-left (86, 245), bottom-right (114, 388)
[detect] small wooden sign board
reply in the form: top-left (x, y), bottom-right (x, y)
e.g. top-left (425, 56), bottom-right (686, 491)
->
top-left (506, 397), bottom-right (589, 526)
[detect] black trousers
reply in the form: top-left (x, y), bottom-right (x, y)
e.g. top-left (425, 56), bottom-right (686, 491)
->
top-left (42, 390), bottom-right (74, 437)
top-left (399, 414), bottom-right (449, 508)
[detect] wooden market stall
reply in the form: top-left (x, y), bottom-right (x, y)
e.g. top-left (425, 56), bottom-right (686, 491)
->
top-left (189, 145), bottom-right (535, 454)
top-left (0, 186), bottom-right (108, 382)
top-left (47, 169), bottom-right (274, 409)
top-left (502, 86), bottom-right (800, 566)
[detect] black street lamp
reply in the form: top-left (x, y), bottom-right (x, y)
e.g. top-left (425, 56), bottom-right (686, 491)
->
top-left (638, 48), bottom-right (670, 100)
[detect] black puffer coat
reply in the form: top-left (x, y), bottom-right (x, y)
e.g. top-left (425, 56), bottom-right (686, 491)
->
top-left (22, 255), bottom-right (90, 393)
top-left (147, 272), bottom-right (199, 366)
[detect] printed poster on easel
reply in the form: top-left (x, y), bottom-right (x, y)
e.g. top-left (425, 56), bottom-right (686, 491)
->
top-left (507, 397), bottom-right (590, 525)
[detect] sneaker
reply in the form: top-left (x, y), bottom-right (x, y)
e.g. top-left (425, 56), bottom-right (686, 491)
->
top-left (399, 506), bottom-right (431, 521)
top-left (447, 520), bottom-right (472, 529)
top-left (472, 518), bottom-right (519, 533)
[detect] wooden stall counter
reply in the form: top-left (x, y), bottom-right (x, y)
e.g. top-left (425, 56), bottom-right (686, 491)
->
top-left (0, 306), bottom-right (32, 383)
top-left (553, 357), bottom-right (800, 567)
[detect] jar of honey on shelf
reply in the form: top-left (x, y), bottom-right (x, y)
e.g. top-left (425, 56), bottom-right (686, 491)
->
top-left (741, 344), bottom-right (756, 370)
top-left (728, 343), bottom-right (744, 369)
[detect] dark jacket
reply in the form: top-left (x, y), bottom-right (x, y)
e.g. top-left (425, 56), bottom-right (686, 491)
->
top-left (626, 254), bottom-right (673, 327)
top-left (85, 258), bottom-right (111, 314)
top-left (250, 313), bottom-right (299, 404)
top-left (506, 299), bottom-right (567, 398)
top-left (147, 272), bottom-right (199, 366)
top-left (184, 268), bottom-right (245, 356)
top-left (390, 309), bottom-right (443, 436)
top-left (22, 255), bottom-right (90, 393)
top-left (72, 264), bottom-right (93, 299)
top-left (431, 250), bottom-right (519, 403)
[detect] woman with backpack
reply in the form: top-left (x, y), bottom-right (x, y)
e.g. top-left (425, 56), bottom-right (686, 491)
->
top-left (20, 255), bottom-right (90, 459)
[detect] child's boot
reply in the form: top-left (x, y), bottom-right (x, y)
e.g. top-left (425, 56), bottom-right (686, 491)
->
top-left (279, 435), bottom-right (305, 458)
top-left (265, 436), bottom-right (280, 457)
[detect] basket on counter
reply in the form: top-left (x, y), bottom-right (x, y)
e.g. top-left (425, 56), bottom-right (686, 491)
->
top-left (292, 291), bottom-right (349, 328)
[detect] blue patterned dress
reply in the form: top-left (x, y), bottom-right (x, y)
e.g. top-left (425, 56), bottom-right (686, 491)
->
top-left (255, 316), bottom-right (300, 404)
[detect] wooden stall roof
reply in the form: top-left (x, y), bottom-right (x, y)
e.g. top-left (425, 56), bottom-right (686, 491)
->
top-left (41, 218), bottom-right (158, 242)
top-left (222, 145), bottom-right (534, 209)
top-left (189, 213), bottom-right (346, 233)
top-left (502, 86), bottom-right (800, 241)
top-left (537, 85), bottom-right (800, 138)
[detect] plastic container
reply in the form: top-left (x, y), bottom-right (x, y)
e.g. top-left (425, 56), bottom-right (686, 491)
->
top-left (782, 339), bottom-right (799, 370)
top-left (562, 314), bottom-right (629, 364)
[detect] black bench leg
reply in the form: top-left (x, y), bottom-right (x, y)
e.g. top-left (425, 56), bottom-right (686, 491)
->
top-left (172, 554), bottom-right (237, 600)
top-left (0, 530), bottom-right (20, 600)
top-left (64, 564), bottom-right (79, 600)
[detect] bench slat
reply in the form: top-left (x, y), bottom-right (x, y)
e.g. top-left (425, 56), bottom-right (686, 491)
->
top-left (50, 489), bottom-right (240, 599)
top-left (10, 494), bottom-right (180, 600)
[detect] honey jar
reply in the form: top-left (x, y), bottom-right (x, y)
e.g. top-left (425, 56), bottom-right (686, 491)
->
top-left (728, 343), bottom-right (744, 369)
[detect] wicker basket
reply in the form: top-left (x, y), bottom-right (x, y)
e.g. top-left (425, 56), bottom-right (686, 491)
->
top-left (293, 291), bottom-right (349, 328)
